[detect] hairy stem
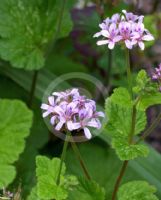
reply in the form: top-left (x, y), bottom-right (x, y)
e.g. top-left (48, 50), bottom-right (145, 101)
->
top-left (111, 160), bottom-right (129, 200)
top-left (136, 112), bottom-right (161, 144)
top-left (111, 50), bottom-right (137, 200)
top-left (71, 140), bottom-right (91, 180)
top-left (126, 49), bottom-right (132, 97)
top-left (28, 70), bottom-right (38, 108)
top-left (107, 49), bottom-right (112, 85)
top-left (56, 133), bottom-right (70, 185)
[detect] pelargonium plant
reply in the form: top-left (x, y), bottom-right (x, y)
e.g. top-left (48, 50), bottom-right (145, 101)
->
top-left (94, 10), bottom-right (154, 50)
top-left (35, 10), bottom-right (161, 200)
top-left (93, 9), bottom-right (161, 200)
top-left (41, 88), bottom-right (104, 139)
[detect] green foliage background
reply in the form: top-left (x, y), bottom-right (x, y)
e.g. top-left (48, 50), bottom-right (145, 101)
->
top-left (0, 0), bottom-right (161, 199)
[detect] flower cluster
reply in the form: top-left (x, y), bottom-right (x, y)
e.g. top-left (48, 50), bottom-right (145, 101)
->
top-left (41, 88), bottom-right (104, 139)
top-left (93, 10), bottom-right (154, 50)
top-left (152, 63), bottom-right (161, 91)
top-left (152, 64), bottom-right (161, 81)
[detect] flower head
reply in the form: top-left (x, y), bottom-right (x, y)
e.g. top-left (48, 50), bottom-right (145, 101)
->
top-left (152, 64), bottom-right (161, 81)
top-left (151, 64), bottom-right (161, 92)
top-left (41, 88), bottom-right (104, 139)
top-left (94, 10), bottom-right (154, 50)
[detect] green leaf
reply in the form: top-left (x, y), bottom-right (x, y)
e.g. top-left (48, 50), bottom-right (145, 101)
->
top-left (0, 99), bottom-right (33, 188)
top-left (133, 70), bottom-right (161, 110)
top-left (36, 156), bottom-right (77, 200)
top-left (68, 177), bottom-right (105, 200)
top-left (0, 0), bottom-right (73, 70)
top-left (109, 87), bottom-right (133, 107)
top-left (27, 187), bottom-right (40, 200)
top-left (36, 156), bottom-right (67, 200)
top-left (138, 92), bottom-right (161, 110)
top-left (1, 65), bottom-right (161, 199)
top-left (118, 181), bottom-right (159, 200)
top-left (105, 87), bottom-right (147, 160)
top-left (105, 88), bottom-right (146, 137)
top-left (112, 138), bottom-right (149, 160)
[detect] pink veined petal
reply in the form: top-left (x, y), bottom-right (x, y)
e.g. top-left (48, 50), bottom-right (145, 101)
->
top-left (50, 116), bottom-right (57, 125)
top-left (125, 40), bottom-right (133, 49)
top-left (113, 35), bottom-right (122, 42)
top-left (122, 9), bottom-right (127, 14)
top-left (41, 103), bottom-right (49, 110)
top-left (84, 127), bottom-right (92, 139)
top-left (52, 92), bottom-right (61, 96)
top-left (55, 121), bottom-right (65, 131)
top-left (101, 30), bottom-right (110, 37)
top-left (87, 119), bottom-right (101, 128)
top-left (48, 96), bottom-right (55, 106)
top-left (96, 111), bottom-right (105, 117)
top-left (131, 32), bottom-right (140, 39)
top-left (67, 120), bottom-right (75, 131)
top-left (99, 23), bottom-right (106, 29)
top-left (131, 39), bottom-right (137, 45)
top-left (138, 15), bottom-right (144, 23)
top-left (108, 42), bottom-right (115, 49)
top-left (93, 32), bottom-right (102, 38)
top-left (109, 23), bottom-right (117, 33)
top-left (67, 101), bottom-right (78, 110)
top-left (48, 106), bottom-right (55, 113)
top-left (54, 106), bottom-right (64, 115)
top-left (97, 40), bottom-right (109, 46)
top-left (72, 122), bottom-right (81, 130)
top-left (42, 111), bottom-right (50, 118)
top-left (138, 41), bottom-right (145, 50)
top-left (142, 34), bottom-right (154, 41)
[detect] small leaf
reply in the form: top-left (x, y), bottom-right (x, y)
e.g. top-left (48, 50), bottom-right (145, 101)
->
top-left (109, 87), bottom-right (133, 107)
top-left (36, 156), bottom-right (67, 200)
top-left (0, 99), bottom-right (33, 188)
top-left (112, 138), bottom-right (149, 160)
top-left (133, 70), bottom-right (161, 110)
top-left (105, 87), bottom-right (147, 160)
top-left (36, 156), bottom-right (77, 200)
top-left (138, 92), bottom-right (161, 110)
top-left (105, 88), bottom-right (147, 137)
top-left (118, 181), bottom-right (159, 200)
top-left (68, 177), bottom-right (105, 200)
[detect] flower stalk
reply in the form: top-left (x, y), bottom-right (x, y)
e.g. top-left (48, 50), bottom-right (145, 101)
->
top-left (56, 132), bottom-right (70, 185)
top-left (126, 49), bottom-right (133, 97)
top-left (111, 160), bottom-right (128, 200)
top-left (70, 139), bottom-right (91, 180)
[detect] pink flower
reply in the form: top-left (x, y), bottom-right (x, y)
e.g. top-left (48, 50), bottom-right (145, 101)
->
top-left (119, 21), bottom-right (133, 49)
top-left (41, 96), bottom-right (55, 118)
top-left (93, 10), bottom-right (154, 50)
top-left (41, 89), bottom-right (105, 139)
top-left (131, 23), bottom-right (154, 50)
top-left (96, 23), bottom-right (122, 49)
top-left (152, 64), bottom-right (161, 81)
top-left (122, 10), bottom-right (139, 22)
